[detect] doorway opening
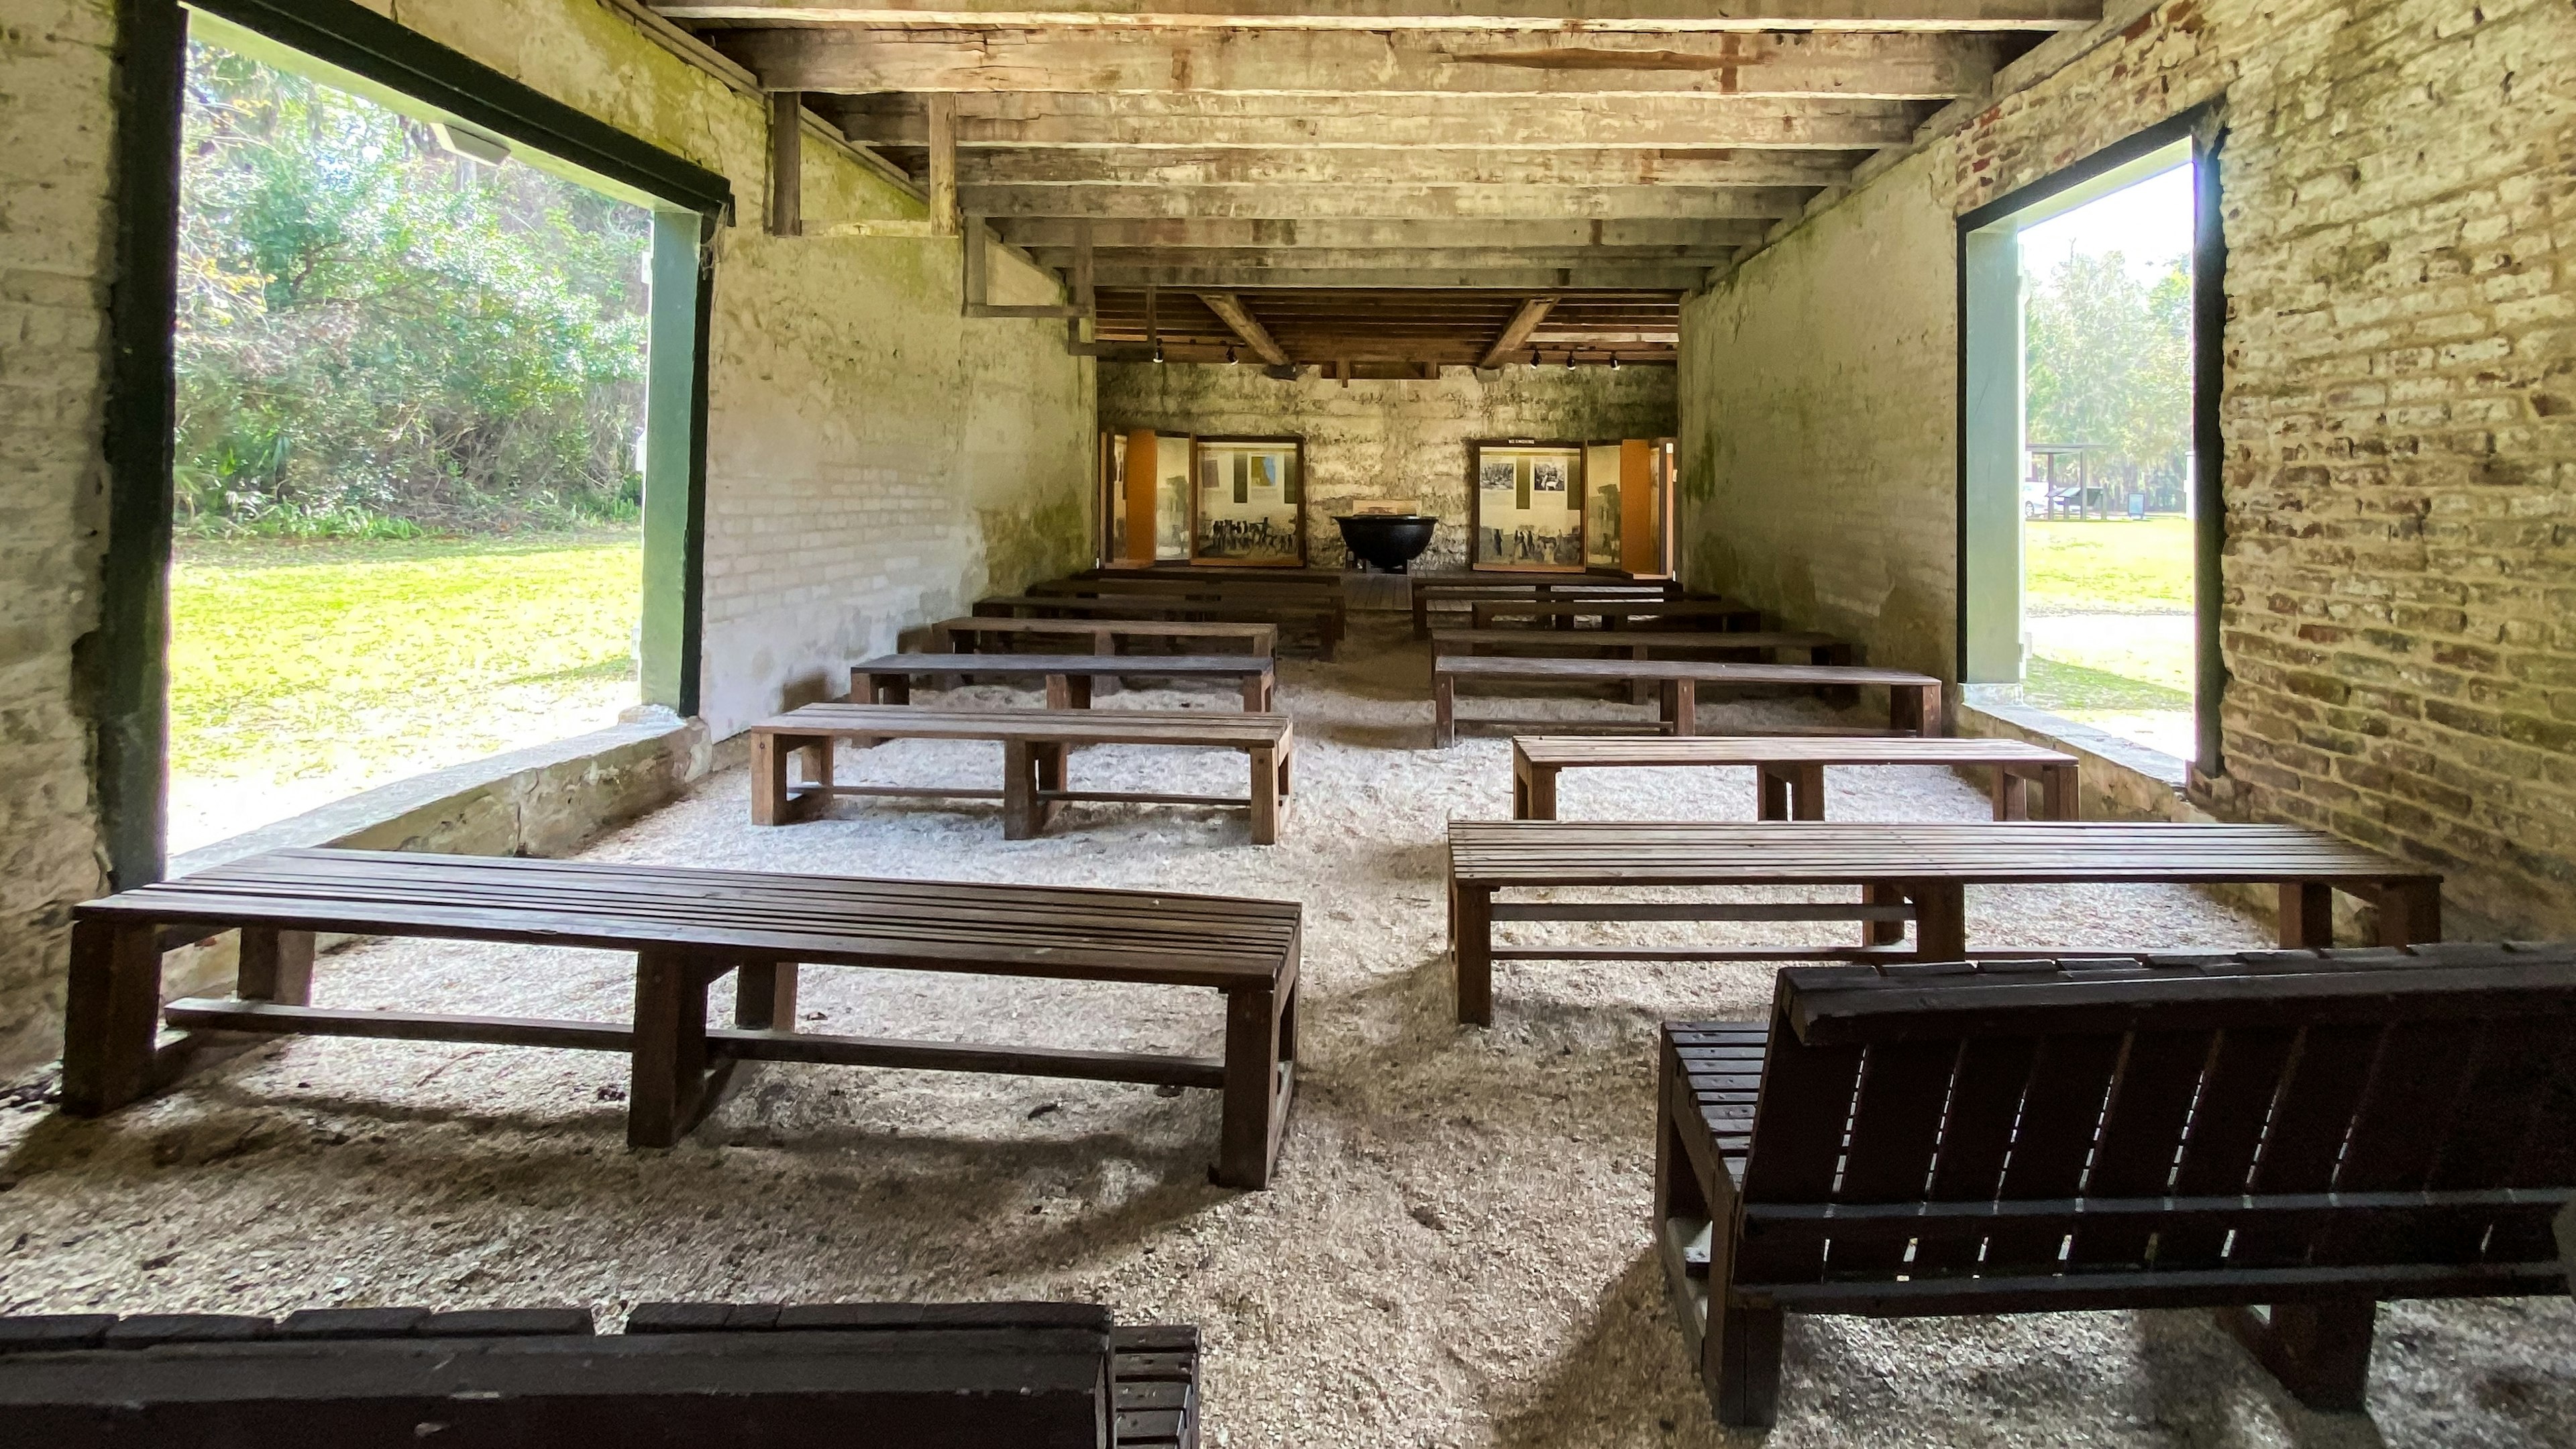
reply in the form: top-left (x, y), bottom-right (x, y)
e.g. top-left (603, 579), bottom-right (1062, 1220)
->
top-left (1960, 114), bottom-right (2224, 771)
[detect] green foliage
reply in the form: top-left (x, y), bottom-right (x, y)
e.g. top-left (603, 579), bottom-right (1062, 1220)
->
top-left (2023, 250), bottom-right (2191, 506)
top-left (176, 43), bottom-right (650, 537)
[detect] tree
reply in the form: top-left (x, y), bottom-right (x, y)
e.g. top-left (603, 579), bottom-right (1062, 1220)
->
top-left (2023, 250), bottom-right (2192, 508)
top-left (175, 42), bottom-right (651, 535)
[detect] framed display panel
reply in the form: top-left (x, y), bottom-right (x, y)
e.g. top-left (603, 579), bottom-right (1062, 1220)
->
top-left (1192, 436), bottom-right (1306, 566)
top-left (1472, 442), bottom-right (1587, 572)
top-left (1583, 442), bottom-right (1625, 570)
top-left (1097, 430), bottom-right (1129, 564)
top-left (1152, 432), bottom-right (1193, 560)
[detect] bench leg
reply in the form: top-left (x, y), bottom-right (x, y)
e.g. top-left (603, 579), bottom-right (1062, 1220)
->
top-left (1454, 882), bottom-right (1495, 1026)
top-left (1631, 643), bottom-right (1654, 706)
top-left (1277, 746), bottom-right (1293, 800)
top-left (1864, 883), bottom-right (1909, 950)
top-left (2279, 881), bottom-right (2335, 949)
top-left (1912, 881), bottom-right (1968, 961)
top-left (1790, 762), bottom-right (1825, 821)
top-left (1434, 672), bottom-right (1457, 747)
top-left (1527, 764), bottom-right (1559, 821)
top-left (1890, 682), bottom-right (1941, 737)
top-left (60, 918), bottom-right (166, 1117)
top-left (2218, 1301), bottom-right (2375, 1412)
top-left (1242, 674), bottom-right (1268, 711)
top-left (1249, 745), bottom-right (1281, 845)
top-left (629, 948), bottom-right (720, 1148)
top-left (863, 672), bottom-right (908, 706)
top-left (1002, 741), bottom-right (1043, 840)
top-left (1758, 764), bottom-right (1792, 822)
top-left (751, 731), bottom-right (790, 825)
top-left (2375, 878), bottom-right (2441, 947)
top-left (1668, 680), bottom-right (1697, 737)
top-left (236, 926), bottom-right (315, 1006)
top-left (735, 961), bottom-right (798, 1030)
top-left (2042, 761), bottom-right (2079, 820)
top-left (1216, 982), bottom-right (1293, 1190)
top-left (1707, 1295), bottom-right (1786, 1429)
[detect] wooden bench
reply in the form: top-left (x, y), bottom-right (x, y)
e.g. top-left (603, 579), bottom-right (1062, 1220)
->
top-left (1412, 578), bottom-right (1684, 637)
top-left (750, 705), bottom-right (1293, 844)
top-left (64, 849), bottom-right (1300, 1189)
top-left (0, 1301), bottom-right (1201, 1447)
top-left (1444, 820), bottom-right (2442, 1025)
top-left (1436, 627), bottom-right (1843, 665)
top-left (1511, 735), bottom-right (2078, 821)
top-left (1432, 655), bottom-right (1942, 746)
top-left (1658, 944), bottom-right (2576, 1426)
top-left (927, 615), bottom-right (1275, 658)
top-left (1468, 598), bottom-right (1764, 631)
top-left (855, 652), bottom-right (1279, 712)
top-left (975, 594), bottom-right (1342, 659)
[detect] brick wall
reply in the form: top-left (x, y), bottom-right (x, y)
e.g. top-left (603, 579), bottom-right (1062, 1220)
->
top-left (1101, 363), bottom-right (1676, 572)
top-left (0, 0), bottom-right (117, 1071)
top-left (1680, 0), bottom-right (2576, 937)
top-left (0, 0), bottom-right (1095, 1073)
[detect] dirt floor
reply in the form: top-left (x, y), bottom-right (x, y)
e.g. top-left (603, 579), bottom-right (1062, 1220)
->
top-left (3, 615), bottom-right (2569, 1446)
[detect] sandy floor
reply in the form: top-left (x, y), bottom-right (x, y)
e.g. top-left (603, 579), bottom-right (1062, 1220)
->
top-left (3, 615), bottom-right (2569, 1446)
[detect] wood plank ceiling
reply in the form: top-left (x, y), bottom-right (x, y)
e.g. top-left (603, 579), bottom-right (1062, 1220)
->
top-left (651, 1), bottom-right (2090, 367)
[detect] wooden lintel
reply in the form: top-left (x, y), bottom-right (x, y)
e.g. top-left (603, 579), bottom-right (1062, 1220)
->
top-left (1481, 297), bottom-right (1559, 367)
top-left (1195, 292), bottom-right (1292, 366)
top-left (926, 92), bottom-right (959, 236)
top-left (767, 90), bottom-right (802, 237)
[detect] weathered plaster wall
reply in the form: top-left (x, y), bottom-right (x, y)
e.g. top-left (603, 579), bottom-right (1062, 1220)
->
top-left (1678, 0), bottom-right (2576, 938)
top-left (0, 0), bottom-right (118, 1073)
top-left (0, 0), bottom-right (1091, 1073)
top-left (360, 0), bottom-right (1094, 736)
top-left (1099, 363), bottom-right (1675, 572)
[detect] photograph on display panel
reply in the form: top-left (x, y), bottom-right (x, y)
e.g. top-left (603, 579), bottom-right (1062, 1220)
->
top-left (1473, 443), bottom-right (1585, 570)
top-left (1194, 437), bottom-right (1305, 565)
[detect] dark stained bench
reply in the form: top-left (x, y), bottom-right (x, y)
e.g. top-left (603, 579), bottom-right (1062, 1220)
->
top-left (927, 615), bottom-right (1276, 657)
top-left (1445, 820), bottom-right (2443, 1024)
top-left (1510, 735), bottom-right (2078, 821)
top-left (750, 704), bottom-right (1293, 843)
top-left (64, 849), bottom-right (1299, 1189)
top-left (1468, 597), bottom-right (1764, 631)
top-left (974, 594), bottom-right (1342, 659)
top-left (1432, 655), bottom-right (1943, 745)
top-left (855, 651), bottom-right (1278, 711)
top-left (1436, 627), bottom-right (1844, 665)
top-left (1028, 575), bottom-right (1349, 656)
top-left (1658, 945), bottom-right (2576, 1425)
top-left (1411, 577), bottom-right (1684, 637)
top-left (0, 1301), bottom-right (1199, 1447)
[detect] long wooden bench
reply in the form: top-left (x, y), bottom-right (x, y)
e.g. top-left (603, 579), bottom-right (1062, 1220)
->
top-left (1511, 735), bottom-right (2078, 821)
top-left (1468, 598), bottom-right (1763, 631)
top-left (750, 704), bottom-right (1293, 844)
top-left (64, 849), bottom-right (1300, 1188)
top-left (1659, 945), bottom-right (2576, 1426)
top-left (1444, 820), bottom-right (2441, 1024)
top-left (0, 1301), bottom-right (1201, 1447)
top-left (975, 594), bottom-right (1342, 659)
top-left (1412, 577), bottom-right (1684, 637)
top-left (855, 651), bottom-right (1278, 712)
top-left (1436, 627), bottom-right (1843, 665)
top-left (927, 616), bottom-right (1275, 657)
top-left (1432, 655), bottom-right (1942, 745)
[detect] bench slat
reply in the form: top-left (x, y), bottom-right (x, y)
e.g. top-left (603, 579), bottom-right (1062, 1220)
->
top-left (1513, 736), bottom-right (2070, 766)
top-left (757, 706), bottom-right (1289, 747)
top-left (857, 653), bottom-right (1274, 678)
top-left (1438, 656), bottom-right (1935, 688)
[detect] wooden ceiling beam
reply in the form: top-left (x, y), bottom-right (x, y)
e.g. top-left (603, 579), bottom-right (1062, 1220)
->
top-left (830, 93), bottom-right (1924, 150)
top-left (1195, 292), bottom-right (1293, 364)
top-left (714, 28), bottom-right (2002, 99)
top-left (651, 1), bottom-right (2101, 35)
top-left (1034, 246), bottom-right (1739, 271)
top-left (1085, 263), bottom-right (1710, 288)
top-left (993, 217), bottom-right (1768, 248)
top-left (937, 146), bottom-right (1874, 186)
top-left (1481, 297), bottom-right (1557, 368)
top-left (959, 182), bottom-right (1815, 219)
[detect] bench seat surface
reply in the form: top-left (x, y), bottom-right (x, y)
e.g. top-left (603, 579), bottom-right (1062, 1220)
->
top-left (858, 653), bottom-right (1274, 677)
top-left (1438, 655), bottom-right (1935, 688)
top-left (1513, 736), bottom-right (2071, 766)
top-left (759, 706), bottom-right (1289, 747)
top-left (1450, 821), bottom-right (2424, 886)
top-left (1436, 629), bottom-right (1836, 649)
top-left (82, 849), bottom-right (1297, 988)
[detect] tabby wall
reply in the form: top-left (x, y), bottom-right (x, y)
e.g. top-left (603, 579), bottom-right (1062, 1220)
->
top-left (1679, 0), bottom-right (2576, 937)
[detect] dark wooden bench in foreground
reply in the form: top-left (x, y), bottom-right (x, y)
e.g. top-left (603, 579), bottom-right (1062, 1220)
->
top-left (975, 594), bottom-right (1340, 659)
top-left (1659, 945), bottom-right (2576, 1426)
top-left (928, 615), bottom-right (1276, 657)
top-left (751, 704), bottom-right (1293, 843)
top-left (0, 1301), bottom-right (1200, 1446)
top-left (1511, 735), bottom-right (2078, 821)
top-left (1432, 655), bottom-right (1942, 746)
top-left (64, 849), bottom-right (1299, 1189)
top-left (1445, 820), bottom-right (2440, 1024)
top-left (855, 652), bottom-right (1278, 711)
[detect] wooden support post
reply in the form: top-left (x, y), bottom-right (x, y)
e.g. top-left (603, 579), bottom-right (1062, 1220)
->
top-left (2375, 879), bottom-right (2442, 947)
top-left (767, 91), bottom-right (802, 237)
top-left (2041, 761), bottom-right (2079, 820)
top-left (2279, 881), bottom-right (2335, 949)
top-left (1433, 672), bottom-right (1457, 747)
top-left (1216, 981), bottom-right (1292, 1189)
top-left (735, 961), bottom-right (799, 1030)
top-left (236, 926), bottom-right (314, 1005)
top-left (1912, 881), bottom-right (1969, 961)
top-left (1240, 672), bottom-right (1270, 711)
top-left (1002, 741), bottom-right (1042, 840)
top-left (1249, 745), bottom-right (1281, 845)
top-left (1453, 881), bottom-right (1493, 1026)
top-left (1789, 762), bottom-right (1825, 820)
top-left (751, 731), bottom-right (790, 825)
top-left (1990, 764), bottom-right (2029, 821)
top-left (2216, 1301), bottom-right (2377, 1411)
top-left (628, 948), bottom-right (714, 1148)
top-left (926, 93), bottom-right (958, 237)
top-left (60, 918), bottom-right (166, 1116)
top-left (1707, 1293), bottom-right (1786, 1428)
top-left (1758, 764), bottom-right (1792, 822)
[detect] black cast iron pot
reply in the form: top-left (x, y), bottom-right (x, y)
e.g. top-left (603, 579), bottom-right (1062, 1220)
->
top-left (1334, 514), bottom-right (1438, 573)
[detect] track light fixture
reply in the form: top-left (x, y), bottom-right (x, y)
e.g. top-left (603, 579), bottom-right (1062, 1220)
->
top-left (1226, 344), bottom-right (1238, 365)
top-left (1153, 341), bottom-right (1165, 364)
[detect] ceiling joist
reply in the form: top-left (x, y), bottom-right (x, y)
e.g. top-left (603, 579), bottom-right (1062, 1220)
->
top-left (651, 0), bottom-right (2098, 35)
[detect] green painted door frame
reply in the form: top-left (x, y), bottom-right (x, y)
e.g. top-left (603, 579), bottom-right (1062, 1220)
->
top-left (96, 0), bottom-right (731, 888)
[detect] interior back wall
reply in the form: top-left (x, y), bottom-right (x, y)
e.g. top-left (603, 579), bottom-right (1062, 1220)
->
top-left (1099, 363), bottom-right (1675, 572)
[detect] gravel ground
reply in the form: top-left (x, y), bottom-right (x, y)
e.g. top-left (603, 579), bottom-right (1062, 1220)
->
top-left (3, 615), bottom-right (2568, 1446)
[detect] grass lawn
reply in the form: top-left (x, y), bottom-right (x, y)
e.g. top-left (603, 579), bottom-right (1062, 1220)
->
top-left (2025, 515), bottom-right (2193, 614)
top-left (169, 530), bottom-right (643, 853)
